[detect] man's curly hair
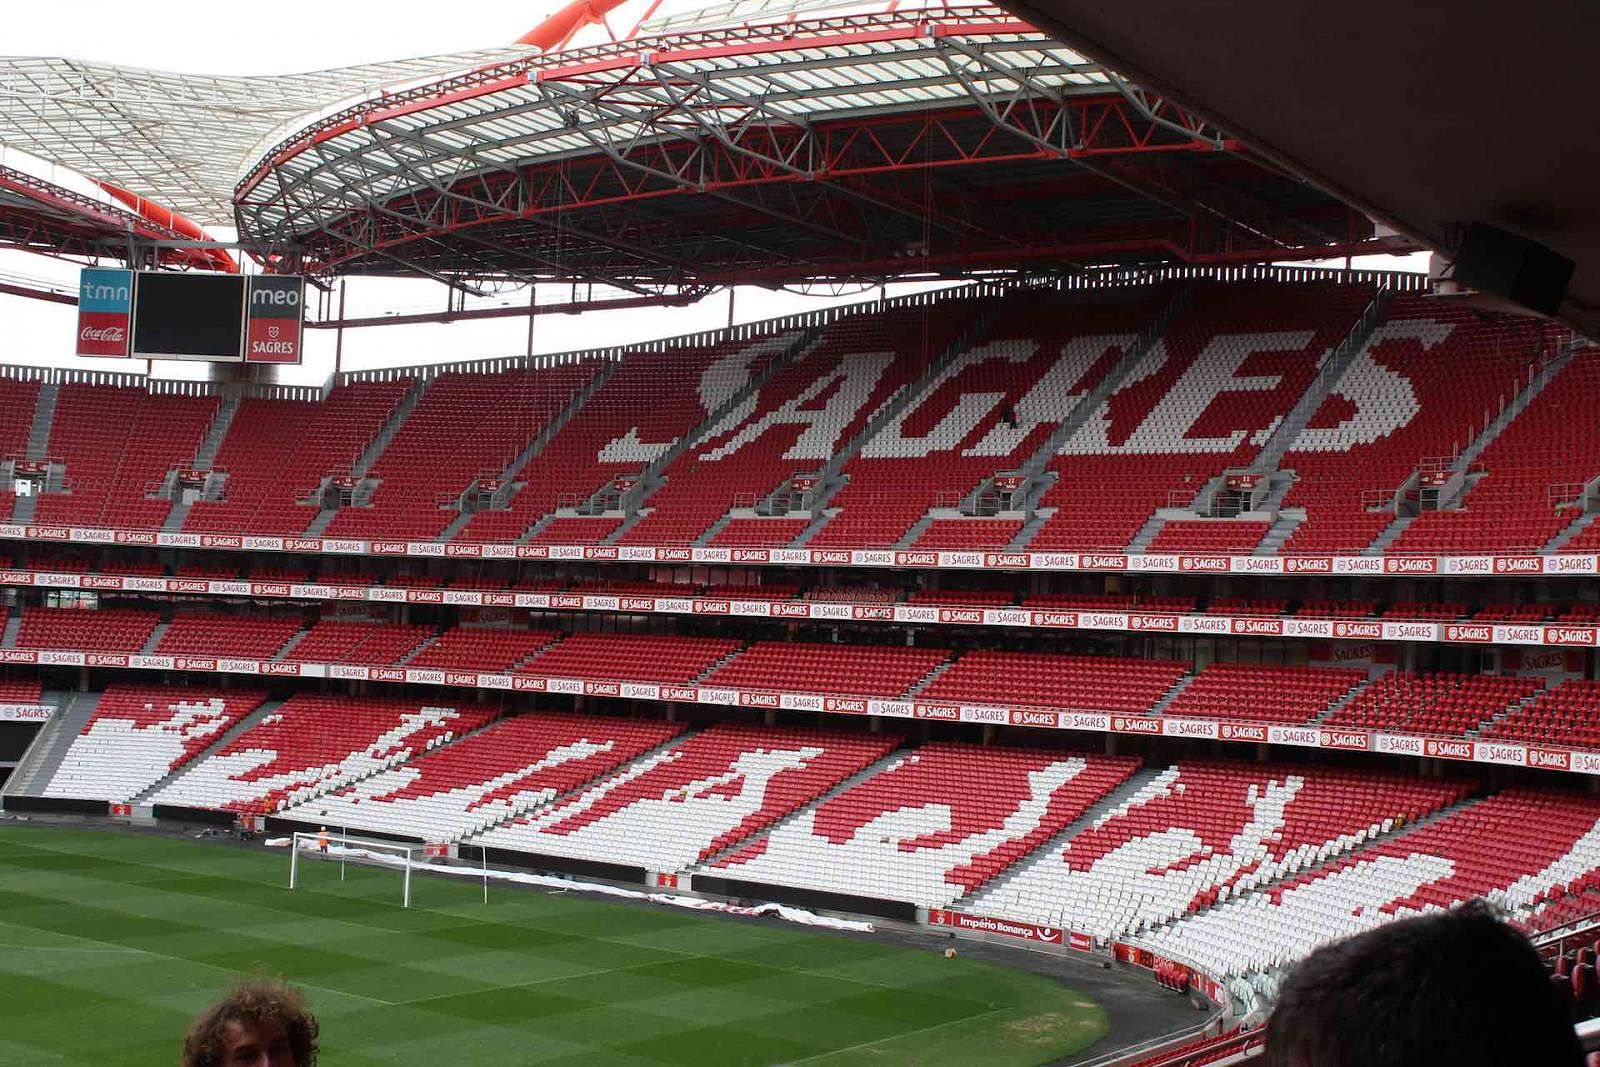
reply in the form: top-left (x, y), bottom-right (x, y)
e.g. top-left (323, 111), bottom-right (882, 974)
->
top-left (181, 978), bottom-right (319, 1067)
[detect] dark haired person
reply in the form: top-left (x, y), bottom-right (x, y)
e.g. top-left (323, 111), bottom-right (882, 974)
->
top-left (181, 978), bottom-right (319, 1067)
top-left (1266, 900), bottom-right (1582, 1066)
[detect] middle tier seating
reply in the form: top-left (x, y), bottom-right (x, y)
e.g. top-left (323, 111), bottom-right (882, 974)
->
top-left (404, 626), bottom-right (561, 673)
top-left (708, 744), bottom-right (1141, 906)
top-left (43, 684), bottom-right (268, 801)
top-left (281, 619), bottom-right (436, 664)
top-left (156, 612), bottom-right (304, 660)
top-left (1162, 663), bottom-right (1366, 724)
top-left (703, 641), bottom-right (948, 698)
top-left (16, 607), bottom-right (160, 653)
top-left (918, 650), bottom-right (1189, 714)
top-left (521, 633), bottom-right (742, 684)
top-left (1321, 671), bottom-right (1545, 735)
top-left (473, 722), bottom-right (901, 870)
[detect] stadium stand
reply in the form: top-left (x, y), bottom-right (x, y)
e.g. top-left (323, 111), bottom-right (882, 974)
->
top-left (0, 377), bottom-right (40, 522)
top-left (280, 711), bottom-right (686, 841)
top-left (280, 619), bottom-right (435, 664)
top-left (709, 744), bottom-right (1141, 905)
top-left (473, 723), bottom-right (901, 870)
top-left (155, 612), bottom-right (303, 659)
top-left (1138, 788), bottom-right (1600, 977)
top-left (702, 641), bottom-right (948, 697)
top-left (521, 633), bottom-right (742, 684)
top-left (15, 606), bottom-right (160, 652)
top-left (1321, 671), bottom-right (1544, 735)
top-left (1478, 681), bottom-right (1600, 750)
top-left (146, 694), bottom-right (493, 812)
top-left (918, 650), bottom-right (1189, 714)
top-left (1160, 663), bottom-right (1366, 724)
top-left (43, 685), bottom-right (268, 801)
top-left (973, 761), bottom-right (1470, 942)
top-left (403, 625), bottom-right (560, 672)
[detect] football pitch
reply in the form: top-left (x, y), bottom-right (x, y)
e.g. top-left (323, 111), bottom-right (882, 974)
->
top-left (0, 825), bottom-right (1110, 1065)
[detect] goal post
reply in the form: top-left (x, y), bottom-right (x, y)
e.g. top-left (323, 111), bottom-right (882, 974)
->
top-left (287, 831), bottom-right (428, 907)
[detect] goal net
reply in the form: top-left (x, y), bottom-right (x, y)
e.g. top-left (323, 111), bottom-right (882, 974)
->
top-left (286, 831), bottom-right (430, 907)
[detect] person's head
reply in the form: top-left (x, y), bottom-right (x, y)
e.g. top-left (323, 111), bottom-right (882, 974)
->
top-left (1266, 899), bottom-right (1581, 1067)
top-left (181, 978), bottom-right (319, 1067)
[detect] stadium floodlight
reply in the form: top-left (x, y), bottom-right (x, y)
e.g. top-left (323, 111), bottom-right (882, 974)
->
top-left (286, 831), bottom-right (428, 908)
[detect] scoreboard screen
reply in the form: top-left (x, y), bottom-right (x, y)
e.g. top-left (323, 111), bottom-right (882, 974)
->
top-left (131, 272), bottom-right (246, 361)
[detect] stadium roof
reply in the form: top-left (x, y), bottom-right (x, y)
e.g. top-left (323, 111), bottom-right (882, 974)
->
top-left (1006, 0), bottom-right (1600, 334)
top-left (0, 49), bottom-right (536, 225)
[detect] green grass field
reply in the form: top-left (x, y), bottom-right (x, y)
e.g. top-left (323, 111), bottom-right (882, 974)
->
top-left (0, 825), bottom-right (1108, 1066)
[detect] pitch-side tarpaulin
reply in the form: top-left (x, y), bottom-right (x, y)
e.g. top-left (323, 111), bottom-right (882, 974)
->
top-left (269, 839), bottom-right (876, 934)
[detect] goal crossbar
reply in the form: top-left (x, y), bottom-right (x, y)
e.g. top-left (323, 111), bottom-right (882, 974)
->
top-left (287, 831), bottom-right (429, 907)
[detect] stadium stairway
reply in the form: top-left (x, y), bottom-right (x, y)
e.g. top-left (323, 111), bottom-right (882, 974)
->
top-left (1463, 685), bottom-right (1553, 739)
top-left (1005, 286), bottom-right (1195, 551)
top-left (3, 691), bottom-right (97, 798)
top-left (162, 395), bottom-right (242, 531)
top-left (1309, 675), bottom-right (1377, 725)
top-left (139, 621), bottom-right (170, 655)
top-left (566, 329), bottom-right (819, 545)
top-left (303, 378), bottom-right (430, 537)
top-left (1548, 511), bottom-right (1600, 552)
top-left (1, 611), bottom-right (21, 649)
top-left (1147, 674), bottom-right (1198, 717)
top-left (24, 381), bottom-right (58, 461)
top-left (128, 698), bottom-right (286, 806)
top-left (438, 361), bottom-right (618, 542)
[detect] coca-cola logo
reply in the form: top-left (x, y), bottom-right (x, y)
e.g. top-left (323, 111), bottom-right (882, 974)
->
top-left (1320, 730), bottom-right (1370, 750)
top-left (984, 553), bottom-right (1028, 568)
top-left (1424, 739), bottom-right (1473, 760)
top-left (1111, 715), bottom-right (1161, 735)
top-left (1080, 554), bottom-right (1126, 569)
top-left (1220, 723), bottom-right (1268, 742)
top-left (1285, 556), bottom-right (1333, 572)
top-left (731, 549), bottom-right (769, 563)
top-left (1384, 557), bottom-right (1438, 574)
top-left (824, 697), bottom-right (868, 714)
top-left (1230, 618), bottom-right (1283, 635)
top-left (79, 324), bottom-right (126, 342)
top-left (1494, 556), bottom-right (1543, 574)
top-left (1445, 624), bottom-right (1492, 642)
top-left (1009, 709), bottom-right (1059, 727)
top-left (739, 691), bottom-right (781, 708)
top-left (1545, 627), bottom-right (1596, 646)
top-left (895, 551), bottom-right (938, 567)
top-left (1179, 556), bottom-right (1230, 572)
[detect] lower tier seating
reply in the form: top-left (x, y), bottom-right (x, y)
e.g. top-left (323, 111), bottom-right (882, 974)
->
top-left (971, 761), bottom-right (1468, 942)
top-left (1137, 788), bottom-right (1600, 977)
top-left (42, 685), bottom-right (268, 801)
top-left (473, 723), bottom-right (901, 871)
top-left (708, 744), bottom-right (1141, 906)
top-left (281, 712), bottom-right (686, 841)
top-left (146, 695), bottom-right (493, 813)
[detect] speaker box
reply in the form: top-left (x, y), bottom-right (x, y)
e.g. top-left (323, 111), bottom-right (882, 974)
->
top-left (1452, 222), bottom-right (1573, 316)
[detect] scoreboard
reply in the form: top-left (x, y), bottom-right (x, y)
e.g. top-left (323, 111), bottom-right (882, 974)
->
top-left (76, 268), bottom-right (305, 365)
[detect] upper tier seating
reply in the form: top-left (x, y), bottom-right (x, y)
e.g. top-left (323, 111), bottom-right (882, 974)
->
top-left (705, 641), bottom-right (948, 697)
top-left (919, 650), bottom-right (1188, 714)
top-left (147, 694), bottom-right (493, 812)
top-left (1479, 681), bottom-right (1600, 750)
top-left (1162, 663), bottom-right (1366, 724)
top-left (473, 723), bottom-right (901, 870)
top-left (0, 377), bottom-right (41, 521)
top-left (1030, 283), bottom-right (1369, 552)
top-left (186, 380), bottom-right (412, 536)
top-left (34, 386), bottom-right (219, 530)
top-left (16, 607), bottom-right (159, 652)
top-left (905, 588), bottom-right (1015, 607)
top-left (281, 712), bottom-right (686, 841)
top-left (1393, 347), bottom-right (1600, 554)
top-left (973, 761), bottom-right (1468, 942)
top-left (1279, 301), bottom-right (1566, 553)
top-left (404, 626), bottom-right (559, 672)
top-left (1322, 671), bottom-right (1544, 735)
top-left (325, 363), bottom-right (598, 541)
top-left (1147, 521), bottom-right (1270, 554)
top-left (710, 744), bottom-right (1141, 906)
top-left (42, 685), bottom-right (268, 801)
top-left (156, 612), bottom-right (303, 660)
top-left (629, 308), bottom-right (972, 546)
top-left (281, 620), bottom-right (435, 665)
top-left (1137, 788), bottom-right (1600, 977)
top-left (521, 633), bottom-right (742, 684)
top-left (456, 336), bottom-right (796, 542)
top-left (812, 293), bottom-right (1152, 549)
